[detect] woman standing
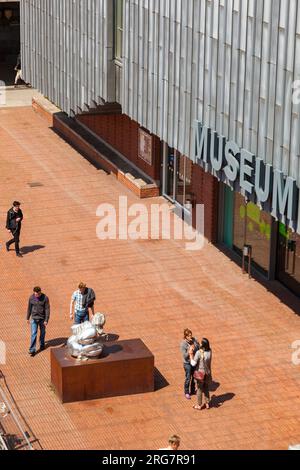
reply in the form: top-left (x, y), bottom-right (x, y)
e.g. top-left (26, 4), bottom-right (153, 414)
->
top-left (189, 338), bottom-right (212, 410)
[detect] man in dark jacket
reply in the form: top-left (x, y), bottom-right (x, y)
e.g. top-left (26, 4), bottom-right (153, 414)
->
top-left (6, 201), bottom-right (23, 257)
top-left (27, 287), bottom-right (50, 356)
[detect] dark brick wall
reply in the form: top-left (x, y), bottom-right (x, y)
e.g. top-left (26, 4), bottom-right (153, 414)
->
top-left (77, 113), bottom-right (162, 182)
top-left (77, 113), bottom-right (219, 242)
top-left (191, 165), bottom-right (219, 243)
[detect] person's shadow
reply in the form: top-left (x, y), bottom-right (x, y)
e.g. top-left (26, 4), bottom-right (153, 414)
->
top-left (210, 393), bottom-right (235, 408)
top-left (210, 381), bottom-right (221, 392)
top-left (42, 338), bottom-right (68, 351)
top-left (21, 245), bottom-right (45, 255)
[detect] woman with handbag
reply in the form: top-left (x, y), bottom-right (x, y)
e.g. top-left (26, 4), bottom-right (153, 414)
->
top-left (189, 338), bottom-right (212, 410)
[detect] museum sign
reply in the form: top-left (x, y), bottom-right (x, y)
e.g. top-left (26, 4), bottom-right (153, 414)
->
top-left (194, 121), bottom-right (299, 229)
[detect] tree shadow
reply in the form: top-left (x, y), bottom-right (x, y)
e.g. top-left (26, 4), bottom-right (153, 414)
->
top-left (21, 245), bottom-right (45, 255)
top-left (210, 393), bottom-right (235, 408)
top-left (154, 367), bottom-right (169, 391)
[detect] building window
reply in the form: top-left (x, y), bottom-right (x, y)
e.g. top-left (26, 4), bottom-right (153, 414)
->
top-left (277, 225), bottom-right (300, 296)
top-left (233, 193), bottom-right (272, 275)
top-left (114, 0), bottom-right (123, 62)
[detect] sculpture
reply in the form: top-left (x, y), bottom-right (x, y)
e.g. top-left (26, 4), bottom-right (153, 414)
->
top-left (67, 313), bottom-right (106, 360)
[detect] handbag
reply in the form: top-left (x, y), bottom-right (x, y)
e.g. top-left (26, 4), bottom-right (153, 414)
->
top-left (193, 370), bottom-right (205, 382)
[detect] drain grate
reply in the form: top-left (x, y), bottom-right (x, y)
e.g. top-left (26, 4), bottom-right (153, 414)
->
top-left (28, 182), bottom-right (44, 188)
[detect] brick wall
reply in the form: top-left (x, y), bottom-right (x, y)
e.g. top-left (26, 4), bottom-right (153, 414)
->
top-left (192, 165), bottom-right (219, 243)
top-left (77, 114), bottom-right (161, 182)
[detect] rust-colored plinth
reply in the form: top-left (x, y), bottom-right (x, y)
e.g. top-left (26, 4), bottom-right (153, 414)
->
top-left (50, 339), bottom-right (155, 403)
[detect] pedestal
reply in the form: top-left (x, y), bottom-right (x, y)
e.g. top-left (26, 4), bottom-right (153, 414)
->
top-left (50, 338), bottom-right (155, 403)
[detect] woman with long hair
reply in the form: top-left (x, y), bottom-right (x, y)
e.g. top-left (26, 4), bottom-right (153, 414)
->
top-left (189, 338), bottom-right (212, 410)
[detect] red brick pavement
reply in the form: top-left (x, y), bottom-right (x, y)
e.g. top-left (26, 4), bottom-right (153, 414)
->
top-left (0, 107), bottom-right (300, 450)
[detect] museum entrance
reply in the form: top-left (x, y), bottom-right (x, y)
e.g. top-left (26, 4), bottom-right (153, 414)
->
top-left (0, 2), bottom-right (20, 86)
top-left (163, 145), bottom-right (193, 219)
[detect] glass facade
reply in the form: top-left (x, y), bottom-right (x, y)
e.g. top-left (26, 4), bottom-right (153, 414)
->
top-left (221, 184), bottom-right (300, 296)
top-left (222, 188), bottom-right (272, 276)
top-left (277, 225), bottom-right (300, 296)
top-left (233, 193), bottom-right (272, 274)
top-left (164, 148), bottom-right (193, 211)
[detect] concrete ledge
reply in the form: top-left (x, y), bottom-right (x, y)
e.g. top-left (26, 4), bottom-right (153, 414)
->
top-left (32, 95), bottom-right (60, 127)
top-left (32, 96), bottom-right (160, 199)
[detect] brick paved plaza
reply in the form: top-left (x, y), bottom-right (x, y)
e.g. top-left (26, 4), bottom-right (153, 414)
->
top-left (0, 106), bottom-right (300, 450)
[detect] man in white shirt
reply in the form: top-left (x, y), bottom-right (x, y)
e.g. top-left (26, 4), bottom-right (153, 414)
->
top-left (70, 282), bottom-right (96, 324)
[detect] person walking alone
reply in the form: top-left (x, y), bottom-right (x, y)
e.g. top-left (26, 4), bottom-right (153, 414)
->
top-left (27, 287), bottom-right (50, 356)
top-left (180, 329), bottom-right (200, 400)
top-left (6, 201), bottom-right (23, 257)
top-left (189, 338), bottom-right (212, 410)
top-left (14, 53), bottom-right (22, 87)
top-left (70, 283), bottom-right (96, 325)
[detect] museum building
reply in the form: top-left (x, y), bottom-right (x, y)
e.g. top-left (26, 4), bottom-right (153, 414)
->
top-left (21, 0), bottom-right (300, 296)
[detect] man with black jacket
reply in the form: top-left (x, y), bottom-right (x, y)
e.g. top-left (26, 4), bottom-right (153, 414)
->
top-left (27, 287), bottom-right (50, 356)
top-left (6, 201), bottom-right (23, 257)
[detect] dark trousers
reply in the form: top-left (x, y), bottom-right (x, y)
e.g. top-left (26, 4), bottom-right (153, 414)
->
top-left (183, 363), bottom-right (196, 395)
top-left (7, 229), bottom-right (21, 254)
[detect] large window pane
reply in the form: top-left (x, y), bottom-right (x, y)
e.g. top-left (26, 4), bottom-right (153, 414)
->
top-left (233, 193), bottom-right (271, 274)
top-left (278, 225), bottom-right (300, 295)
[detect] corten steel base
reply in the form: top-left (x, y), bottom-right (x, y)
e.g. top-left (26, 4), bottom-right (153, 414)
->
top-left (50, 339), bottom-right (155, 403)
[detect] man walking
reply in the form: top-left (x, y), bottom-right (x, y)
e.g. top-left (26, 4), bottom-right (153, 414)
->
top-left (27, 287), bottom-right (50, 356)
top-left (70, 283), bottom-right (96, 324)
top-left (6, 201), bottom-right (23, 257)
top-left (14, 53), bottom-right (22, 87)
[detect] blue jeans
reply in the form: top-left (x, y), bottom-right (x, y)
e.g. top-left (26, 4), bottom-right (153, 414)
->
top-left (30, 320), bottom-right (46, 353)
top-left (183, 363), bottom-right (196, 395)
top-left (74, 309), bottom-right (89, 325)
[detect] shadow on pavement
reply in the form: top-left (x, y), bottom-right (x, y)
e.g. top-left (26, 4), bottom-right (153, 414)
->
top-left (154, 367), bottom-right (169, 391)
top-left (44, 338), bottom-right (68, 350)
top-left (210, 381), bottom-right (221, 392)
top-left (210, 392), bottom-right (235, 409)
top-left (21, 245), bottom-right (45, 255)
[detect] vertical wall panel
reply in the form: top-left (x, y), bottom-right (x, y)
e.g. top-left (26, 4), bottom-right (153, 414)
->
top-left (21, 0), bottom-right (300, 189)
top-left (121, 0), bottom-right (300, 188)
top-left (20, 0), bottom-right (115, 115)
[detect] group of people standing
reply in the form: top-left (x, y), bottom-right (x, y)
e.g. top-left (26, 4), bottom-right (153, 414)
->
top-left (180, 329), bottom-right (212, 411)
